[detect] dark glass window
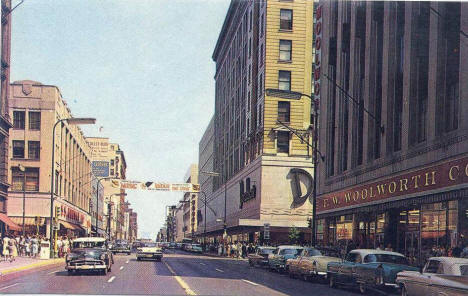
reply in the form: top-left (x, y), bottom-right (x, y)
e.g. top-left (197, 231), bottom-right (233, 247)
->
top-left (279, 40), bottom-right (292, 61)
top-left (28, 141), bottom-right (40, 159)
top-left (13, 111), bottom-right (25, 129)
top-left (278, 101), bottom-right (290, 123)
top-left (277, 131), bottom-right (289, 153)
top-left (278, 70), bottom-right (291, 91)
top-left (280, 9), bottom-right (293, 30)
top-left (393, 2), bottom-right (405, 152)
top-left (28, 111), bottom-right (41, 130)
top-left (13, 140), bottom-right (25, 158)
top-left (25, 168), bottom-right (39, 191)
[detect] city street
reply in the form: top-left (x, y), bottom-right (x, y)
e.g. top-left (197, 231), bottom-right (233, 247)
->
top-left (0, 251), bottom-right (365, 295)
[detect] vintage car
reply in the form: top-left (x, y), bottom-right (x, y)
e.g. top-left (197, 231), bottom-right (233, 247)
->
top-left (136, 242), bottom-right (163, 261)
top-left (287, 247), bottom-right (341, 281)
top-left (190, 244), bottom-right (203, 253)
top-left (327, 249), bottom-right (419, 294)
top-left (110, 240), bottom-right (131, 255)
top-left (248, 246), bottom-right (276, 267)
top-left (268, 245), bottom-right (304, 273)
top-left (396, 257), bottom-right (468, 296)
top-left (65, 237), bottom-right (113, 275)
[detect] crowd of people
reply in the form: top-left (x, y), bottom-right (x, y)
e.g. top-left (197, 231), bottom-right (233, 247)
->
top-left (0, 234), bottom-right (76, 262)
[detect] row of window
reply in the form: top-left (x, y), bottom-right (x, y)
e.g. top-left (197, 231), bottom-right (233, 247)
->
top-left (12, 140), bottom-right (40, 159)
top-left (11, 167), bottom-right (39, 191)
top-left (13, 111), bottom-right (41, 130)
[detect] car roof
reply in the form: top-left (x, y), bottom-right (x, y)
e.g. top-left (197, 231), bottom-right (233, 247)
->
top-left (278, 245), bottom-right (304, 249)
top-left (429, 256), bottom-right (468, 264)
top-left (73, 237), bottom-right (106, 243)
top-left (350, 249), bottom-right (405, 257)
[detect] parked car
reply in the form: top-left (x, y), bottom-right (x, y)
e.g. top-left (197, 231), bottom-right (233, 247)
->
top-left (287, 247), bottom-right (341, 281)
top-left (191, 244), bottom-right (203, 253)
top-left (268, 245), bottom-right (304, 273)
top-left (136, 242), bottom-right (163, 261)
top-left (110, 241), bottom-right (131, 255)
top-left (327, 249), bottom-right (419, 294)
top-left (396, 257), bottom-right (468, 296)
top-left (65, 237), bottom-right (113, 275)
top-left (248, 247), bottom-right (276, 267)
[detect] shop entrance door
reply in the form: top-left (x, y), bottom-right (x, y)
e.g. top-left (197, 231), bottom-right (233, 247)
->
top-left (405, 232), bottom-right (419, 265)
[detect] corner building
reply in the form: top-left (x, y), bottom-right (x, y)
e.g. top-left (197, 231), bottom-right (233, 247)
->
top-left (316, 1), bottom-right (468, 265)
top-left (201, 0), bottom-right (315, 245)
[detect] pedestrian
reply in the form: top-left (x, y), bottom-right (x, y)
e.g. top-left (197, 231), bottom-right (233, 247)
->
top-left (385, 243), bottom-right (393, 252)
top-left (8, 236), bottom-right (18, 262)
top-left (57, 236), bottom-right (63, 258)
top-left (25, 237), bottom-right (31, 257)
top-left (452, 242), bottom-right (463, 257)
top-left (242, 242), bottom-right (247, 258)
top-left (2, 235), bottom-right (9, 261)
top-left (32, 236), bottom-right (39, 258)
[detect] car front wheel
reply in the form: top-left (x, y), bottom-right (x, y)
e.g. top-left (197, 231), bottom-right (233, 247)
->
top-left (359, 283), bottom-right (367, 294)
top-left (329, 274), bottom-right (336, 288)
top-left (400, 285), bottom-right (408, 296)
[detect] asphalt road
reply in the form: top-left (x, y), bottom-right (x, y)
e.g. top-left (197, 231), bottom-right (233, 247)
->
top-left (0, 250), bottom-right (366, 295)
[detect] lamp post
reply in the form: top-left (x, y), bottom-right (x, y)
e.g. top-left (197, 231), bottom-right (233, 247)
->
top-left (266, 89), bottom-right (321, 246)
top-left (18, 164), bottom-right (25, 236)
top-left (49, 117), bottom-right (95, 258)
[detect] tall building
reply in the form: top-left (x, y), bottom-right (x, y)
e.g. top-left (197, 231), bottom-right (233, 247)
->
top-left (86, 137), bottom-right (127, 239)
top-left (8, 80), bottom-right (94, 237)
top-left (0, 0), bottom-right (15, 234)
top-left (181, 164), bottom-right (198, 239)
top-left (316, 1), bottom-right (467, 265)
top-left (129, 209), bottom-right (138, 241)
top-left (203, 0), bottom-right (315, 244)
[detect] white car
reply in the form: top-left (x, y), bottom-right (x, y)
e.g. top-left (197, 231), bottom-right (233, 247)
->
top-left (136, 242), bottom-right (163, 261)
top-left (396, 257), bottom-right (468, 296)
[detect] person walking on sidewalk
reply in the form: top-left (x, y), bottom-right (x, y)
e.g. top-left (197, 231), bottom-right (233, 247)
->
top-left (2, 235), bottom-right (9, 261)
top-left (8, 237), bottom-right (17, 262)
top-left (31, 236), bottom-right (39, 258)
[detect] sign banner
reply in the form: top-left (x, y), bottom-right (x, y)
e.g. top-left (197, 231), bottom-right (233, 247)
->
top-left (92, 161), bottom-right (109, 177)
top-left (109, 179), bottom-right (200, 192)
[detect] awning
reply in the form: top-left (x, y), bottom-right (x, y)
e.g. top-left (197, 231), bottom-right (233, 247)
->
top-left (10, 217), bottom-right (45, 226)
top-left (0, 213), bottom-right (21, 231)
top-left (59, 220), bottom-right (79, 230)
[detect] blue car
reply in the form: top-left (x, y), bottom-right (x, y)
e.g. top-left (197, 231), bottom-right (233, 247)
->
top-left (268, 245), bottom-right (303, 273)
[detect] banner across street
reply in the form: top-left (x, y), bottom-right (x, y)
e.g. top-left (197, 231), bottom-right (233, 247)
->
top-left (109, 179), bottom-right (200, 192)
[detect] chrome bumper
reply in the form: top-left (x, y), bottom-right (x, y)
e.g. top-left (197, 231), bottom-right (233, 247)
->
top-left (66, 264), bottom-right (107, 270)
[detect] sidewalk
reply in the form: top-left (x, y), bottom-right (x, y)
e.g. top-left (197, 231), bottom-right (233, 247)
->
top-left (0, 256), bottom-right (64, 277)
top-left (202, 251), bottom-right (248, 261)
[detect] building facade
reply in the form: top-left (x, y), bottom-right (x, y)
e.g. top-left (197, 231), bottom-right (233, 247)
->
top-left (0, 0), bottom-right (15, 234)
top-left (8, 80), bottom-right (93, 238)
top-left (316, 1), bottom-right (468, 265)
top-left (129, 209), bottom-right (138, 241)
top-left (181, 164), bottom-right (198, 239)
top-left (202, 0), bottom-right (315, 245)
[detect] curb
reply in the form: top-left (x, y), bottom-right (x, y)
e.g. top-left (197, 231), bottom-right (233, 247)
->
top-left (0, 259), bottom-right (65, 282)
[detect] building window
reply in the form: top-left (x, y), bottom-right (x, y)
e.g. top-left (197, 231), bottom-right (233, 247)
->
top-left (249, 38), bottom-right (252, 58)
top-left (279, 40), bottom-right (292, 61)
top-left (280, 9), bottom-right (293, 30)
top-left (258, 106), bottom-right (262, 127)
top-left (278, 101), bottom-right (290, 123)
top-left (28, 141), bottom-right (40, 160)
top-left (277, 131), bottom-right (290, 153)
top-left (110, 169), bottom-right (114, 175)
top-left (259, 73), bottom-right (263, 95)
top-left (278, 70), bottom-right (291, 91)
top-left (260, 14), bottom-right (264, 37)
top-left (12, 167), bottom-right (39, 191)
top-left (393, 2), bottom-right (405, 152)
top-left (12, 140), bottom-right (25, 158)
top-left (28, 111), bottom-right (41, 130)
top-left (110, 159), bottom-right (114, 166)
top-left (259, 43), bottom-right (264, 67)
top-left (13, 111), bottom-right (25, 129)
top-left (11, 168), bottom-right (24, 191)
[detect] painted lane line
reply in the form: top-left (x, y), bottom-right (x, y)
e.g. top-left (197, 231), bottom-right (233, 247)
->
top-left (107, 276), bottom-right (116, 283)
top-left (242, 279), bottom-right (259, 286)
top-left (120, 266), bottom-right (124, 270)
top-left (126, 260), bottom-right (129, 264)
top-left (215, 268), bottom-right (224, 273)
top-left (0, 283), bottom-right (19, 291)
top-left (47, 269), bottom-right (62, 275)
top-left (163, 261), bottom-right (196, 295)
top-left (199, 262), bottom-right (206, 266)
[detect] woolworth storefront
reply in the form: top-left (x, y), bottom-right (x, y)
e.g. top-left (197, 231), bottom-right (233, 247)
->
top-left (316, 156), bottom-right (468, 265)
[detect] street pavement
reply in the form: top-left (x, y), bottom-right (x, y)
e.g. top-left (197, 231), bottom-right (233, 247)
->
top-left (0, 250), bottom-right (373, 295)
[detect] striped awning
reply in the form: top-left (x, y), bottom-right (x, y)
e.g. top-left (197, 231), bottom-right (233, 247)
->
top-left (59, 220), bottom-right (79, 230)
top-left (10, 217), bottom-right (45, 226)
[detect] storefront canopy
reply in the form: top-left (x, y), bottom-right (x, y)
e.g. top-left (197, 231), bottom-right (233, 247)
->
top-left (0, 213), bottom-right (21, 231)
top-left (59, 220), bottom-right (79, 230)
top-left (10, 217), bottom-right (45, 226)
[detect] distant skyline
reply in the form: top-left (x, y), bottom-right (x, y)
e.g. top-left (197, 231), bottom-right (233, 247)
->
top-left (11, 0), bottom-right (231, 239)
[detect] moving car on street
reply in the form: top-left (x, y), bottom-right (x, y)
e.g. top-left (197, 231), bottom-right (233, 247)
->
top-left (268, 245), bottom-right (303, 273)
top-left (248, 246), bottom-right (276, 268)
top-left (136, 242), bottom-right (163, 261)
top-left (396, 257), bottom-right (468, 296)
top-left (327, 249), bottom-right (418, 294)
top-left (65, 237), bottom-right (114, 275)
top-left (110, 240), bottom-right (131, 255)
top-left (287, 247), bottom-right (340, 281)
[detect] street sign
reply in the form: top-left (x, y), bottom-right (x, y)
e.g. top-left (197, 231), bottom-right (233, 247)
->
top-left (263, 223), bottom-right (270, 240)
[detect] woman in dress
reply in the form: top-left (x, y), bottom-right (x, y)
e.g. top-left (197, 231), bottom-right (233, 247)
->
top-left (2, 235), bottom-right (9, 261)
top-left (9, 237), bottom-right (18, 262)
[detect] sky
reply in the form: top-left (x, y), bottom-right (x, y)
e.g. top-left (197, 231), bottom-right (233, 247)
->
top-left (11, 0), bottom-right (231, 239)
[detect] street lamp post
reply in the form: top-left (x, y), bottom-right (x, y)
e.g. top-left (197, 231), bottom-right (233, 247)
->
top-left (49, 117), bottom-right (95, 258)
top-left (18, 164), bottom-right (25, 236)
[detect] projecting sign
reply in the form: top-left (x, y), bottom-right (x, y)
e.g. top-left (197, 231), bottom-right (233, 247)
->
top-left (264, 223), bottom-right (270, 240)
top-left (92, 161), bottom-right (109, 177)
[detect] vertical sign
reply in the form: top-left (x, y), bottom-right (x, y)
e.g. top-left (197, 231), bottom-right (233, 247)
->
top-left (264, 223), bottom-right (270, 240)
top-left (314, 3), bottom-right (322, 102)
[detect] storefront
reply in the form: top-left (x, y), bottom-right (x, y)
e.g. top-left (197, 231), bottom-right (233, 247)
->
top-left (317, 156), bottom-right (468, 265)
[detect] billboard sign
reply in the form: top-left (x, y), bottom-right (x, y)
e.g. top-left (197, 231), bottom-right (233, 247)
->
top-left (92, 161), bottom-right (109, 177)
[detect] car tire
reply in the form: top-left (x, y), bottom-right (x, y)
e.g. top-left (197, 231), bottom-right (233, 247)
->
top-left (359, 283), bottom-right (367, 294)
top-left (400, 285), bottom-right (408, 296)
top-left (329, 274), bottom-right (337, 288)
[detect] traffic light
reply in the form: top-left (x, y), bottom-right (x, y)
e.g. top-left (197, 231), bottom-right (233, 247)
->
top-left (307, 218), bottom-right (312, 228)
top-left (55, 206), bottom-right (61, 217)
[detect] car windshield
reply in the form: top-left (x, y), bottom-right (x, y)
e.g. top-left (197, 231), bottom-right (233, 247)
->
top-left (364, 254), bottom-right (408, 265)
top-left (459, 265), bottom-right (468, 276)
top-left (72, 241), bottom-right (105, 249)
top-left (192, 244), bottom-right (201, 248)
top-left (144, 243), bottom-right (157, 247)
top-left (260, 248), bottom-right (275, 255)
top-left (279, 248), bottom-right (302, 255)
